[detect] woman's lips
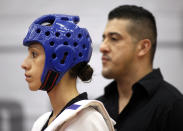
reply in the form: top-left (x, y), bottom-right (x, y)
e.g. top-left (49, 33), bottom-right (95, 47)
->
top-left (25, 74), bottom-right (31, 82)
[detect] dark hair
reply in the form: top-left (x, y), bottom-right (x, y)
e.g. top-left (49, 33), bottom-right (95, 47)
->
top-left (69, 62), bottom-right (93, 82)
top-left (109, 5), bottom-right (157, 63)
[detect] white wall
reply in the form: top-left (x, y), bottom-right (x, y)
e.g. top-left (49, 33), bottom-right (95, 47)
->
top-left (0, 0), bottom-right (183, 130)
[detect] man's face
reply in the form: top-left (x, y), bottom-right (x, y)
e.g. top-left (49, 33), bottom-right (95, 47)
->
top-left (100, 19), bottom-right (137, 79)
top-left (21, 43), bottom-right (45, 91)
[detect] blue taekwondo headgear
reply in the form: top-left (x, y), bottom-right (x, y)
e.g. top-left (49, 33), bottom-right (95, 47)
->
top-left (23, 14), bottom-right (92, 92)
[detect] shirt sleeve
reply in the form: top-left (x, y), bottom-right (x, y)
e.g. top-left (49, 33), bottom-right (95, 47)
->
top-left (59, 107), bottom-right (110, 131)
top-left (166, 99), bottom-right (183, 131)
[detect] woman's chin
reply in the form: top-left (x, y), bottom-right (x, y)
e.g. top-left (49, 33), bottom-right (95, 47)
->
top-left (29, 88), bottom-right (38, 91)
top-left (29, 87), bottom-right (38, 91)
top-left (28, 84), bottom-right (40, 91)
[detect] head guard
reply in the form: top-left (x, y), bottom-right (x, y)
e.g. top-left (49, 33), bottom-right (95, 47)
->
top-left (23, 14), bottom-right (92, 92)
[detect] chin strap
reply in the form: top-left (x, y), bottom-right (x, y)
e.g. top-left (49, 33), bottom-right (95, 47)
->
top-left (40, 70), bottom-right (60, 92)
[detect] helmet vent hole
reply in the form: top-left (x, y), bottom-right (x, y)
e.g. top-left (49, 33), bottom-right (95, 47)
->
top-left (66, 33), bottom-right (71, 38)
top-left (61, 17), bottom-right (69, 21)
top-left (41, 22), bottom-right (53, 26)
top-left (55, 32), bottom-right (60, 37)
top-left (40, 18), bottom-right (55, 26)
top-left (45, 31), bottom-right (50, 36)
top-left (60, 52), bottom-right (68, 64)
top-left (82, 44), bottom-right (86, 49)
top-left (63, 41), bottom-right (68, 45)
top-left (79, 52), bottom-right (83, 57)
top-left (78, 34), bottom-right (82, 38)
top-left (52, 53), bottom-right (56, 59)
top-left (49, 41), bottom-right (54, 46)
top-left (36, 28), bottom-right (41, 33)
top-left (73, 42), bottom-right (78, 47)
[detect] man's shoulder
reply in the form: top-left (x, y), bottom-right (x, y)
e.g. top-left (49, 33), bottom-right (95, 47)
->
top-left (153, 79), bottom-right (183, 107)
top-left (145, 69), bottom-right (183, 103)
top-left (96, 94), bottom-right (106, 102)
top-left (159, 80), bottom-right (182, 99)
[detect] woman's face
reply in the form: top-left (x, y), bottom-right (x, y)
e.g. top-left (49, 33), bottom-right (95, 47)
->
top-left (21, 43), bottom-right (45, 91)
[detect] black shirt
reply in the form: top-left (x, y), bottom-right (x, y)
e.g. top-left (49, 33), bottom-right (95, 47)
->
top-left (97, 69), bottom-right (183, 131)
top-left (41, 92), bottom-right (88, 131)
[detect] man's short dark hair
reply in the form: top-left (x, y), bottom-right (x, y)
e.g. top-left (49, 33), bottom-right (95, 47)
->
top-left (108, 5), bottom-right (157, 63)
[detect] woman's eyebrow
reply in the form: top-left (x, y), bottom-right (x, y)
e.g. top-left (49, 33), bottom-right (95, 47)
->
top-left (28, 44), bottom-right (41, 50)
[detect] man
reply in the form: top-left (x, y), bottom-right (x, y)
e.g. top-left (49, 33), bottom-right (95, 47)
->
top-left (97, 5), bottom-right (183, 131)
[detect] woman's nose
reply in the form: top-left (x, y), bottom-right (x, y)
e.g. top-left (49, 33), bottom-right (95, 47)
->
top-left (21, 57), bottom-right (30, 70)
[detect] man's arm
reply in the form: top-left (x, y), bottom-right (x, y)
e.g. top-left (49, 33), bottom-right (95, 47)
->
top-left (166, 99), bottom-right (183, 131)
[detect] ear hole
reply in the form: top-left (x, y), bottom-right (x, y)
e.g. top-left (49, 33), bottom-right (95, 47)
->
top-left (60, 52), bottom-right (68, 64)
top-left (52, 53), bottom-right (56, 59)
top-left (49, 41), bottom-right (54, 46)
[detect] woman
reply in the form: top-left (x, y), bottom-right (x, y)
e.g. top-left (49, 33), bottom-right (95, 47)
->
top-left (21, 14), bottom-right (115, 131)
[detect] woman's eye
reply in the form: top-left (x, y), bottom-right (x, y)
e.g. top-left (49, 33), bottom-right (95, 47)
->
top-left (32, 51), bottom-right (37, 58)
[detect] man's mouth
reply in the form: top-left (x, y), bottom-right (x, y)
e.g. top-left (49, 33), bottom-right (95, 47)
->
top-left (102, 55), bottom-right (110, 63)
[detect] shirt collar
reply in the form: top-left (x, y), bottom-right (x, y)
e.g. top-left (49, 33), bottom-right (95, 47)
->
top-left (41, 92), bottom-right (88, 130)
top-left (134, 68), bottom-right (163, 97)
top-left (104, 69), bottom-right (163, 98)
top-left (104, 81), bottom-right (118, 97)
top-left (57, 92), bottom-right (88, 116)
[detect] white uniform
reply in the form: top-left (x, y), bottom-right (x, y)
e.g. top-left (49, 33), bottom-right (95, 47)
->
top-left (32, 100), bottom-right (115, 131)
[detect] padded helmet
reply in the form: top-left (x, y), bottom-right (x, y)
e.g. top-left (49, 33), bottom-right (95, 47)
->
top-left (23, 14), bottom-right (92, 92)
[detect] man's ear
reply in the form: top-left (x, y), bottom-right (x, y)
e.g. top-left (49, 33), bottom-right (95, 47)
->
top-left (137, 39), bottom-right (152, 57)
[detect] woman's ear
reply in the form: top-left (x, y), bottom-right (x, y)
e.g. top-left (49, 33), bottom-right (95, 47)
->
top-left (137, 39), bottom-right (152, 57)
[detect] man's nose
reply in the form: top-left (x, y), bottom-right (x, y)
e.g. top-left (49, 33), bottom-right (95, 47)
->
top-left (100, 40), bottom-right (110, 53)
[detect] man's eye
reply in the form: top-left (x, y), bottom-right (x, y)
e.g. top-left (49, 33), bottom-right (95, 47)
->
top-left (102, 35), bottom-right (105, 42)
top-left (111, 37), bottom-right (118, 41)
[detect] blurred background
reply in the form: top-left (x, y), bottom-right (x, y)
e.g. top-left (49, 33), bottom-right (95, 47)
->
top-left (0, 0), bottom-right (183, 130)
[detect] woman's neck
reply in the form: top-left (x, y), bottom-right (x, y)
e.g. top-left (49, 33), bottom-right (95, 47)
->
top-left (47, 72), bottom-right (79, 118)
